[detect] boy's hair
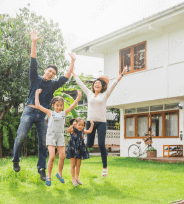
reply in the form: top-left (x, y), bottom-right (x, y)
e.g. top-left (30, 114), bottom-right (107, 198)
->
top-left (50, 96), bottom-right (64, 109)
top-left (92, 78), bottom-right (108, 93)
top-left (47, 64), bottom-right (58, 74)
top-left (69, 117), bottom-right (86, 127)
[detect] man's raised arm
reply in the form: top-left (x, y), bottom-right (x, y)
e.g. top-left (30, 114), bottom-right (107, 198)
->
top-left (64, 53), bottom-right (76, 79)
top-left (30, 30), bottom-right (42, 58)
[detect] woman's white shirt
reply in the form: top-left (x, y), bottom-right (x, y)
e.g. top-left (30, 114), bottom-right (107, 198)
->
top-left (75, 76), bottom-right (118, 122)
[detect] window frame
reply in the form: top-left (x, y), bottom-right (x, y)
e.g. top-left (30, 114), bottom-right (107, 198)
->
top-left (119, 41), bottom-right (147, 75)
top-left (124, 113), bottom-right (149, 139)
top-left (124, 110), bottom-right (179, 139)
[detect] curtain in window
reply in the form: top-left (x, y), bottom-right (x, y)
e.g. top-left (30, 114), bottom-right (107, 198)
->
top-left (165, 113), bottom-right (178, 136)
top-left (137, 115), bottom-right (148, 137)
top-left (126, 117), bottom-right (135, 137)
top-left (151, 114), bottom-right (162, 136)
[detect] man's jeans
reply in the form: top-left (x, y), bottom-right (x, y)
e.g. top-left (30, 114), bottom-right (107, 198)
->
top-left (12, 106), bottom-right (48, 169)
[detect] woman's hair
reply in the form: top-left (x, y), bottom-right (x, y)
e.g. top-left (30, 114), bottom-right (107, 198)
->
top-left (92, 76), bottom-right (109, 93)
top-left (69, 117), bottom-right (86, 127)
top-left (50, 96), bottom-right (64, 109)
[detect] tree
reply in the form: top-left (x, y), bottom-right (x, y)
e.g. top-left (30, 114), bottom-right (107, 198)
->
top-left (0, 5), bottom-right (69, 157)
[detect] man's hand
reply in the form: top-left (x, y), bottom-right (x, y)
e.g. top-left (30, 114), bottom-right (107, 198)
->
top-left (30, 30), bottom-right (42, 42)
top-left (69, 53), bottom-right (76, 63)
top-left (36, 89), bottom-right (42, 95)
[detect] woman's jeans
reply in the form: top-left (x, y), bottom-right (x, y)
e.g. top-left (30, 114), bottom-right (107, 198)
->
top-left (86, 121), bottom-right (107, 168)
top-left (12, 106), bottom-right (48, 169)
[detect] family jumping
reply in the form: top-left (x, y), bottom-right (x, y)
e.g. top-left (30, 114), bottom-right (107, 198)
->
top-left (12, 30), bottom-right (127, 186)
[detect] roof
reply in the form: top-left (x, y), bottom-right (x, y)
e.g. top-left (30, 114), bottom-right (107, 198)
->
top-left (72, 2), bottom-right (184, 58)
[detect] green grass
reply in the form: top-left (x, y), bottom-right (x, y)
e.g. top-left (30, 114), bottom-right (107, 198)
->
top-left (0, 156), bottom-right (184, 204)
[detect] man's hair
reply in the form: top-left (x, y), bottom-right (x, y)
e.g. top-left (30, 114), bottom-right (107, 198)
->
top-left (47, 64), bottom-right (58, 74)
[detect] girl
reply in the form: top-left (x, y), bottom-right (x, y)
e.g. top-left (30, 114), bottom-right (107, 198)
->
top-left (35, 89), bottom-right (82, 186)
top-left (66, 118), bottom-right (94, 186)
top-left (72, 66), bottom-right (127, 177)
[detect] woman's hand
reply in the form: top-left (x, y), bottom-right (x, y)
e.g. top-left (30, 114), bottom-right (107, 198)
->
top-left (122, 65), bottom-right (128, 75)
top-left (77, 90), bottom-right (82, 99)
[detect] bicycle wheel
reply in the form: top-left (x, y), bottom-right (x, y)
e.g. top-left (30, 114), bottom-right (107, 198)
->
top-left (128, 144), bottom-right (140, 157)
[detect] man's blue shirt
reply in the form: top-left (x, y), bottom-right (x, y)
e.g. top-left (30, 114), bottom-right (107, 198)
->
top-left (26, 58), bottom-right (68, 109)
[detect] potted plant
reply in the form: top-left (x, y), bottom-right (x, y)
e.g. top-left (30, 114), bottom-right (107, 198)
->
top-left (147, 147), bottom-right (157, 157)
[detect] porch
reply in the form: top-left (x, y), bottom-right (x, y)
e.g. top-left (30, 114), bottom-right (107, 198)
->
top-left (138, 157), bottom-right (184, 163)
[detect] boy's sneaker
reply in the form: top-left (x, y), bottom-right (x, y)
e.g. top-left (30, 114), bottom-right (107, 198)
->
top-left (38, 168), bottom-right (46, 181)
top-left (13, 162), bottom-right (20, 172)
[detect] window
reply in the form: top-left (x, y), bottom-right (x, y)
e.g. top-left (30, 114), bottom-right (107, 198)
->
top-left (125, 116), bottom-right (135, 137)
top-left (150, 105), bottom-right (163, 112)
top-left (151, 113), bottom-right (163, 136)
top-left (165, 103), bottom-right (178, 110)
top-left (137, 106), bottom-right (149, 113)
top-left (137, 115), bottom-right (148, 137)
top-left (165, 111), bottom-right (178, 137)
top-left (125, 108), bottom-right (136, 114)
top-left (107, 120), bottom-right (118, 130)
top-left (120, 41), bottom-right (146, 74)
top-left (124, 110), bottom-right (179, 138)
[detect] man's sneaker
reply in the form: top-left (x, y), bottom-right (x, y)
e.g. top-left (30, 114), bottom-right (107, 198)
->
top-left (13, 162), bottom-right (21, 172)
top-left (38, 168), bottom-right (46, 181)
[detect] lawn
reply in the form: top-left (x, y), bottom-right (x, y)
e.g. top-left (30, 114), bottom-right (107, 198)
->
top-left (0, 156), bottom-right (184, 204)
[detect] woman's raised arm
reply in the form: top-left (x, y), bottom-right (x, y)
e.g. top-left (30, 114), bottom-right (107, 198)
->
top-left (72, 69), bottom-right (90, 96)
top-left (107, 65), bottom-right (128, 97)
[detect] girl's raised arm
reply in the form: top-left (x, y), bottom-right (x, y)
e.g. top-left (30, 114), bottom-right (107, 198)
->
top-left (35, 89), bottom-right (51, 117)
top-left (72, 69), bottom-right (90, 96)
top-left (65, 90), bottom-right (82, 115)
top-left (84, 120), bottom-right (94, 134)
top-left (67, 122), bottom-right (76, 133)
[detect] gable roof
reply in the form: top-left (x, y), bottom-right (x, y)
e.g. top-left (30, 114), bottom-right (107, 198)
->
top-left (72, 2), bottom-right (184, 58)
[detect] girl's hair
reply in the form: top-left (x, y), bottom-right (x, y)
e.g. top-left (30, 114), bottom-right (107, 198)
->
top-left (50, 96), bottom-right (64, 109)
top-left (92, 76), bottom-right (109, 93)
top-left (69, 118), bottom-right (76, 125)
top-left (69, 117), bottom-right (86, 126)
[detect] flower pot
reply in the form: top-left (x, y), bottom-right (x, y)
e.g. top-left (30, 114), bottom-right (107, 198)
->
top-left (147, 150), bottom-right (157, 157)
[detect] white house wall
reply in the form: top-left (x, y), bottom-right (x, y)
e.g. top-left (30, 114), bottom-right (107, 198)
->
top-left (105, 22), bottom-right (184, 107)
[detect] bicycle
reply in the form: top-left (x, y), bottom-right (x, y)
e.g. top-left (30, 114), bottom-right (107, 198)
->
top-left (128, 126), bottom-right (153, 157)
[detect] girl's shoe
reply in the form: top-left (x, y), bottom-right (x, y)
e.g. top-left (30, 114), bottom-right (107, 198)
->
top-left (55, 173), bottom-right (65, 183)
top-left (46, 176), bottom-right (51, 186)
top-left (102, 168), bottom-right (108, 177)
top-left (72, 180), bottom-right (78, 187)
top-left (76, 179), bottom-right (82, 185)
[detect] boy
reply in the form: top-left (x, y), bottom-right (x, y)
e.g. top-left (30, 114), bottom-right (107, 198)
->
top-left (12, 30), bottom-right (75, 181)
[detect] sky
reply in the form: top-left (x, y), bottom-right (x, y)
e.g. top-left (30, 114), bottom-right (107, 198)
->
top-left (1, 0), bottom-right (184, 77)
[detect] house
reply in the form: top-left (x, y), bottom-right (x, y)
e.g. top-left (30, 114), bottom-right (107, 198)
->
top-left (72, 3), bottom-right (184, 157)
